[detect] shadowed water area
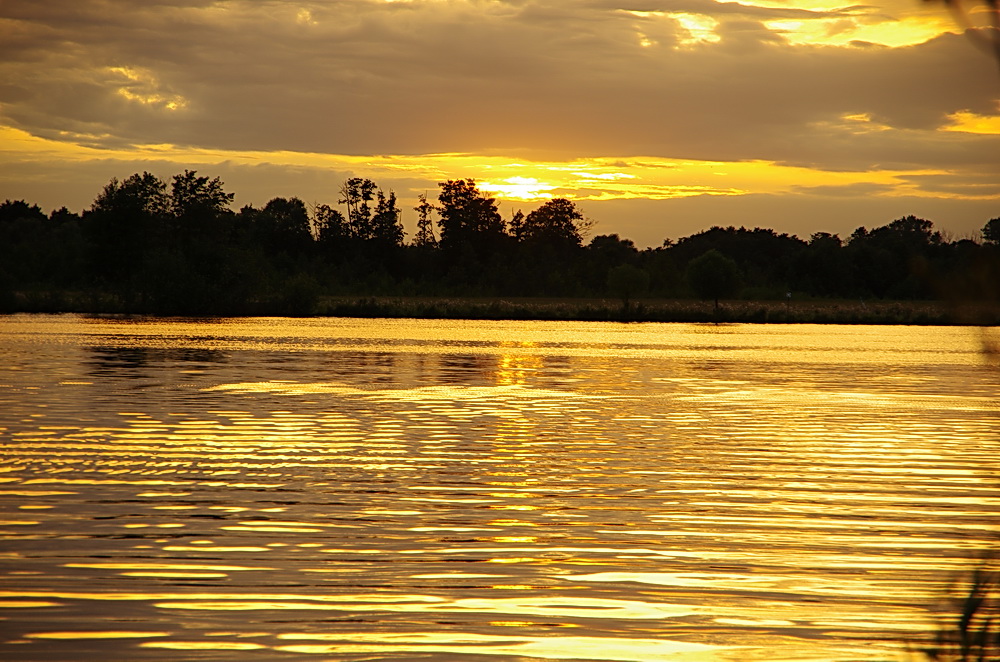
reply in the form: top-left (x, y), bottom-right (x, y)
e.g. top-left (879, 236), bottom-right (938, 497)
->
top-left (0, 315), bottom-right (998, 661)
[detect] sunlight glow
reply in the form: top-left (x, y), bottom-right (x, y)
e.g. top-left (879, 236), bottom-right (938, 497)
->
top-left (0, 123), bottom-right (992, 216)
top-left (670, 13), bottom-right (721, 46)
top-left (623, 10), bottom-right (720, 47)
top-left (837, 112), bottom-right (893, 133)
top-left (943, 110), bottom-right (1000, 134)
top-left (477, 177), bottom-right (555, 200)
top-left (763, 14), bottom-right (954, 47)
top-left (109, 67), bottom-right (188, 111)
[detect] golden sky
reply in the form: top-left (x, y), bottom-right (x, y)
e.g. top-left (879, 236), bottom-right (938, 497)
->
top-left (0, 0), bottom-right (997, 245)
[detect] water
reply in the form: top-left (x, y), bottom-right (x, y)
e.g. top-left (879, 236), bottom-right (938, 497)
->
top-left (1, 314), bottom-right (998, 661)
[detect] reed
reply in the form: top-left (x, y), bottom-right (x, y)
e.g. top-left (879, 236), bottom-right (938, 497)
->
top-left (920, 553), bottom-right (1000, 662)
top-left (316, 296), bottom-right (1000, 326)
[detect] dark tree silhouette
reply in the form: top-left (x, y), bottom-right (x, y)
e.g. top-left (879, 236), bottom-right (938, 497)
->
top-left (521, 198), bottom-right (589, 250)
top-left (86, 172), bottom-right (170, 303)
top-left (686, 249), bottom-right (743, 310)
top-left (607, 263), bottom-right (650, 310)
top-left (314, 203), bottom-right (351, 249)
top-left (3, 170), bottom-right (1000, 316)
top-left (436, 179), bottom-right (506, 252)
top-left (246, 197), bottom-right (313, 255)
top-left (170, 170), bottom-right (233, 221)
top-left (413, 193), bottom-right (437, 247)
top-left (0, 200), bottom-right (47, 224)
top-left (339, 178), bottom-right (378, 240)
top-left (983, 217), bottom-right (1000, 244)
top-left (370, 189), bottom-right (404, 248)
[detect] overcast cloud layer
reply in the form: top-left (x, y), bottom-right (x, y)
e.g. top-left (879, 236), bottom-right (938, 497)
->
top-left (0, 0), bottom-right (997, 244)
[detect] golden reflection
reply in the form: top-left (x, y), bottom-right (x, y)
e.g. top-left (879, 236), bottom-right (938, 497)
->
top-left (26, 631), bottom-right (169, 639)
top-left (162, 546), bottom-right (271, 552)
top-left (121, 572), bottom-right (227, 578)
top-left (2, 317), bottom-right (998, 662)
top-left (65, 563), bottom-right (271, 571)
top-left (141, 641), bottom-right (267, 650)
top-left (493, 342), bottom-right (543, 386)
top-left (273, 633), bottom-right (728, 660)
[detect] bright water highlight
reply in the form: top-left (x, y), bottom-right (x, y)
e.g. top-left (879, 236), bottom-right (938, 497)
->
top-left (1, 315), bottom-right (998, 661)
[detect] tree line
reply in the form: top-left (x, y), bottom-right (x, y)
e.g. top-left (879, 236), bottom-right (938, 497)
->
top-left (1, 170), bottom-right (998, 315)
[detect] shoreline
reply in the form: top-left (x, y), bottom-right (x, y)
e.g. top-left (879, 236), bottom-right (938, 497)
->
top-left (6, 293), bottom-right (999, 325)
top-left (320, 296), bottom-right (999, 325)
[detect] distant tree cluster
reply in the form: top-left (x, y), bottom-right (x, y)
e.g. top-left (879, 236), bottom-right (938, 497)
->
top-left (1, 170), bottom-right (998, 315)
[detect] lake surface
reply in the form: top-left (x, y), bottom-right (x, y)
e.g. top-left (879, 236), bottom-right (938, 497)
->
top-left (1, 314), bottom-right (998, 661)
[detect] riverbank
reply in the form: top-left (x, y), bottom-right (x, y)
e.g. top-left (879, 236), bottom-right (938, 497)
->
top-left (317, 296), bottom-right (999, 325)
top-left (5, 290), bottom-right (999, 325)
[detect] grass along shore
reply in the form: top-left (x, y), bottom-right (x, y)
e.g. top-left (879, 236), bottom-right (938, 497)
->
top-left (319, 296), bottom-right (998, 325)
top-left (5, 289), bottom-right (999, 325)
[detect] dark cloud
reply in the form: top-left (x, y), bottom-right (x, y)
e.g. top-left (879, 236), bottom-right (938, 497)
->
top-left (0, 0), bottom-right (996, 180)
top-left (898, 171), bottom-right (1000, 196)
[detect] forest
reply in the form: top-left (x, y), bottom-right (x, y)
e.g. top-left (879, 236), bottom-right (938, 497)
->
top-left (1, 170), bottom-right (998, 319)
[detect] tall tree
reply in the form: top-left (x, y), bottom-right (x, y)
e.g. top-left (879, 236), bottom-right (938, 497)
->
top-left (370, 189), bottom-right (404, 248)
top-left (314, 203), bottom-right (351, 248)
top-left (436, 179), bottom-right (506, 252)
top-left (508, 209), bottom-right (525, 242)
top-left (686, 249), bottom-right (743, 310)
top-left (413, 193), bottom-right (438, 248)
top-left (339, 177), bottom-right (378, 240)
top-left (170, 170), bottom-right (233, 221)
top-left (521, 198), bottom-right (589, 250)
top-left (86, 172), bottom-right (170, 297)
top-left (982, 217), bottom-right (1000, 244)
top-left (254, 197), bottom-right (313, 255)
top-left (92, 172), bottom-right (169, 218)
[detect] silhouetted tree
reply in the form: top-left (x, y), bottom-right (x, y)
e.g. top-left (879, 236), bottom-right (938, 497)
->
top-left (848, 215), bottom-right (942, 298)
top-left (370, 189), bottom-right (404, 248)
top-left (339, 177), bottom-right (378, 240)
top-left (251, 197), bottom-right (313, 255)
top-left (795, 232), bottom-right (854, 297)
top-left (314, 203), bottom-right (351, 249)
top-left (170, 170), bottom-right (233, 221)
top-left (983, 217), bottom-right (1000, 244)
top-left (0, 200), bottom-right (85, 294)
top-left (413, 193), bottom-right (437, 247)
top-left (521, 198), bottom-right (588, 250)
top-left (85, 172), bottom-right (170, 303)
top-left (0, 200), bottom-right (46, 224)
top-left (509, 209), bottom-right (525, 242)
top-left (686, 249), bottom-right (743, 310)
top-left (583, 234), bottom-right (639, 292)
top-left (436, 179), bottom-right (506, 252)
top-left (671, 225), bottom-right (805, 296)
top-left (607, 263), bottom-right (649, 310)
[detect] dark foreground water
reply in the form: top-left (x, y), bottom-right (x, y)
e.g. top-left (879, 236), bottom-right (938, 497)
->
top-left (1, 315), bottom-right (998, 661)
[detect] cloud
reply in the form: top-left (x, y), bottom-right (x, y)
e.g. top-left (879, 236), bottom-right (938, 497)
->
top-left (791, 181), bottom-right (897, 197)
top-left (0, 0), bottom-right (996, 244)
top-left (2, 2), bottom-right (995, 157)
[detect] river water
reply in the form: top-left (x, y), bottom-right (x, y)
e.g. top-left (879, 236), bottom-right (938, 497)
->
top-left (1, 314), bottom-right (998, 661)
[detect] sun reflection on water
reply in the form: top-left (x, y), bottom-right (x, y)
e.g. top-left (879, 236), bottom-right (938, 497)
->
top-left (0, 316), bottom-right (997, 661)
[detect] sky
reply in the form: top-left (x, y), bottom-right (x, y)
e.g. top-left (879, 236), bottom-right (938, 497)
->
top-left (0, 0), bottom-right (998, 247)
